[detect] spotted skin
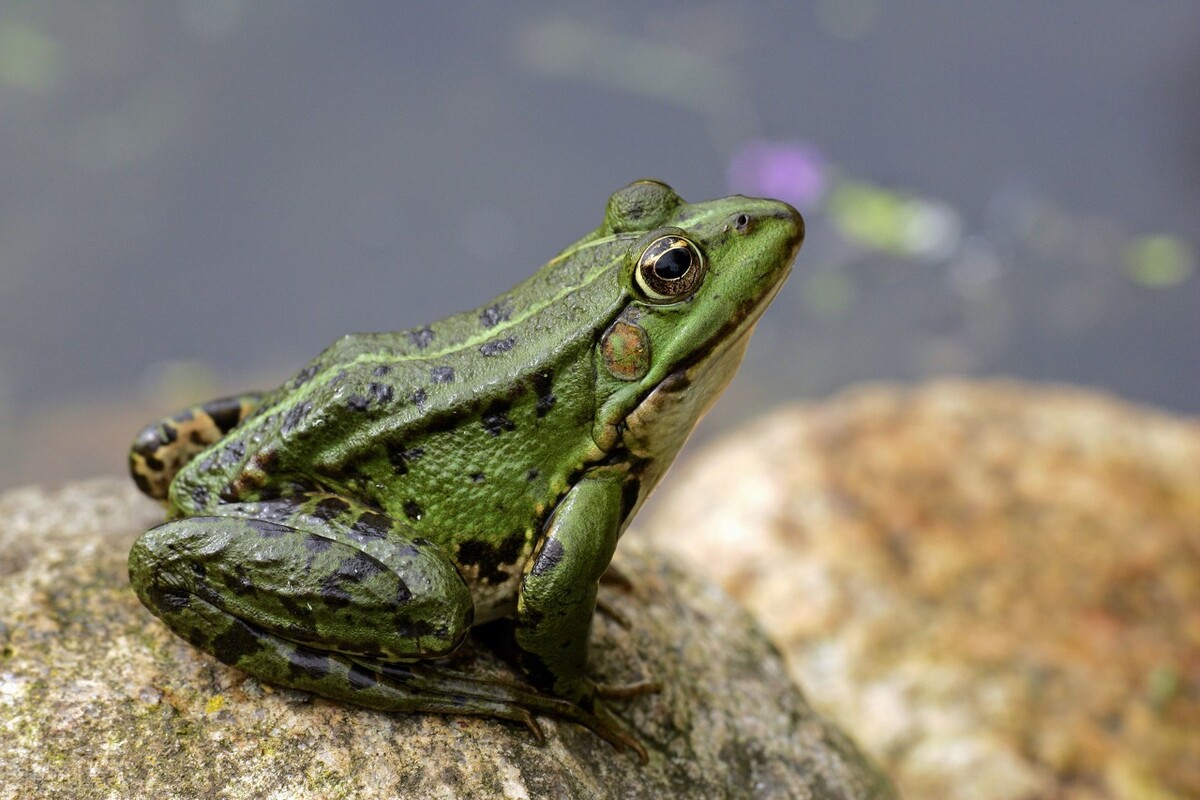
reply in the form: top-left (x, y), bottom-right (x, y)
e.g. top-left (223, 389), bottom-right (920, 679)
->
top-left (129, 393), bottom-right (263, 501)
top-left (127, 180), bottom-right (804, 761)
top-left (130, 495), bottom-right (473, 663)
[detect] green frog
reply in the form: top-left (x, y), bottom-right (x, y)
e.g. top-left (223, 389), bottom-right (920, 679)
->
top-left (128, 180), bottom-right (803, 760)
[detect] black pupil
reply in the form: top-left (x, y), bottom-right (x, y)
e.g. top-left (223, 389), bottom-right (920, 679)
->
top-left (653, 246), bottom-right (692, 281)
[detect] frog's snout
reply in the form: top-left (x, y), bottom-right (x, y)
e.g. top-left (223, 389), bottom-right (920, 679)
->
top-left (776, 203), bottom-right (805, 258)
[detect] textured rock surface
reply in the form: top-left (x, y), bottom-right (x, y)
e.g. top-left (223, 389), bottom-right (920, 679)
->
top-left (0, 480), bottom-right (893, 800)
top-left (644, 380), bottom-right (1200, 800)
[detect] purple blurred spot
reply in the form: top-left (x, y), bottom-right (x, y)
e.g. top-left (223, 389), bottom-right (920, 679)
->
top-left (727, 140), bottom-right (827, 210)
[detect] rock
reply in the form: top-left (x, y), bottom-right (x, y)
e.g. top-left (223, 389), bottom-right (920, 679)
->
top-left (643, 380), bottom-right (1200, 800)
top-left (0, 480), bottom-right (893, 800)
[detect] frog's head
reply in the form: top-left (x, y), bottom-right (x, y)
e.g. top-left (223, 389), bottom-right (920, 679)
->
top-left (592, 180), bottom-right (804, 454)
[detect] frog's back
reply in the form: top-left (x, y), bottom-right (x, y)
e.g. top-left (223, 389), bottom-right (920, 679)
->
top-left (169, 233), bottom-right (634, 521)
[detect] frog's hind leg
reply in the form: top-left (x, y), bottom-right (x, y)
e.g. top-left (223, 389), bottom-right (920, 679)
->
top-left (129, 495), bottom-right (646, 756)
top-left (141, 584), bottom-right (633, 751)
top-left (129, 495), bottom-right (504, 710)
top-left (129, 392), bottom-right (264, 500)
top-left (140, 578), bottom-right (548, 733)
top-left (129, 495), bottom-right (476, 665)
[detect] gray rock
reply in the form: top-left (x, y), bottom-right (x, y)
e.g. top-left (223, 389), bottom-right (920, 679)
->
top-left (0, 479), bottom-right (893, 800)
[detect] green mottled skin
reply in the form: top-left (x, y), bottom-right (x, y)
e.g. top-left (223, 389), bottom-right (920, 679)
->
top-left (127, 180), bottom-right (803, 760)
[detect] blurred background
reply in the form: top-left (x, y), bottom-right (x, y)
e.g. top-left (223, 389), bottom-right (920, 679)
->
top-left (0, 1), bottom-right (1197, 490)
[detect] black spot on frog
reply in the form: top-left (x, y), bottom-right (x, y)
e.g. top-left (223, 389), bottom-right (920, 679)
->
top-left (312, 496), bottom-right (351, 522)
top-left (533, 372), bottom-right (556, 418)
top-left (408, 326), bottom-right (435, 350)
top-left (530, 537), bottom-right (564, 577)
top-left (479, 303), bottom-right (511, 328)
top-left (385, 442), bottom-right (425, 476)
top-left (351, 511), bottom-right (391, 541)
top-left (479, 336), bottom-right (516, 357)
top-left (456, 530), bottom-right (526, 584)
top-left (368, 382), bottom-right (394, 404)
top-left (287, 648), bottom-right (331, 680)
top-left (282, 402), bottom-right (312, 433)
top-left (481, 401), bottom-right (516, 437)
top-left (293, 364), bottom-right (319, 388)
top-left (211, 618), bottom-right (264, 664)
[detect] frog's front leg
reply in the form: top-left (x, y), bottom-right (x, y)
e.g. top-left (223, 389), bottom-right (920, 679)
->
top-left (515, 475), bottom-right (654, 759)
top-left (129, 496), bottom-right (522, 722)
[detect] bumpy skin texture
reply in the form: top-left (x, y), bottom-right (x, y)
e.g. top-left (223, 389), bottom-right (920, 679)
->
top-left (127, 180), bottom-right (804, 759)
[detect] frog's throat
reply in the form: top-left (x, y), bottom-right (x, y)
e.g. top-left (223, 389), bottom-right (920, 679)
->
top-left (612, 323), bottom-right (755, 463)
top-left (588, 325), bottom-right (752, 531)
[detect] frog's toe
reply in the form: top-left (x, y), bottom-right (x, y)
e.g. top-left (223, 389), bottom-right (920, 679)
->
top-left (594, 595), bottom-right (633, 629)
top-left (518, 711), bottom-right (546, 744)
top-left (368, 661), bottom-right (649, 759)
top-left (578, 702), bottom-right (649, 763)
top-left (599, 562), bottom-right (634, 590)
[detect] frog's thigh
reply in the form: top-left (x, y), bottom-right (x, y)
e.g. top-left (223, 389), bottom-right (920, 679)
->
top-left (128, 506), bottom-right (589, 726)
top-left (128, 392), bottom-right (264, 500)
top-left (129, 507), bottom-right (474, 665)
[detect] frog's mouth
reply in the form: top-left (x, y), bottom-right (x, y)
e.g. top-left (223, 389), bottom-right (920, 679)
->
top-left (683, 203), bottom-right (802, 369)
top-left (677, 247), bottom-right (794, 376)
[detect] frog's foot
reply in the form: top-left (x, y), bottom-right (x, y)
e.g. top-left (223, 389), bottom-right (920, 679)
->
top-left (129, 501), bottom-right (648, 759)
top-left (145, 594), bottom-right (546, 727)
top-left (372, 663), bottom-right (650, 762)
top-left (578, 697), bottom-right (649, 763)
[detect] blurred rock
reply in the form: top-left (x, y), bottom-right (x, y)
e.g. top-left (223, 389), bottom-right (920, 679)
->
top-left (0, 480), bottom-right (893, 800)
top-left (644, 380), bottom-right (1200, 800)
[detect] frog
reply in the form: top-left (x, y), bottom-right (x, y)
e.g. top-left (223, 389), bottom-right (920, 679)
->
top-left (127, 179), bottom-right (803, 761)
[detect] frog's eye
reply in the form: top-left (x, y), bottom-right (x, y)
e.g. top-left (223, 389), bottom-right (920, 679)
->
top-left (634, 235), bottom-right (704, 303)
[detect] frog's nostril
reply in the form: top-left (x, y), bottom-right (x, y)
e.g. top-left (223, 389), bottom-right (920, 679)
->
top-left (734, 213), bottom-right (752, 232)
